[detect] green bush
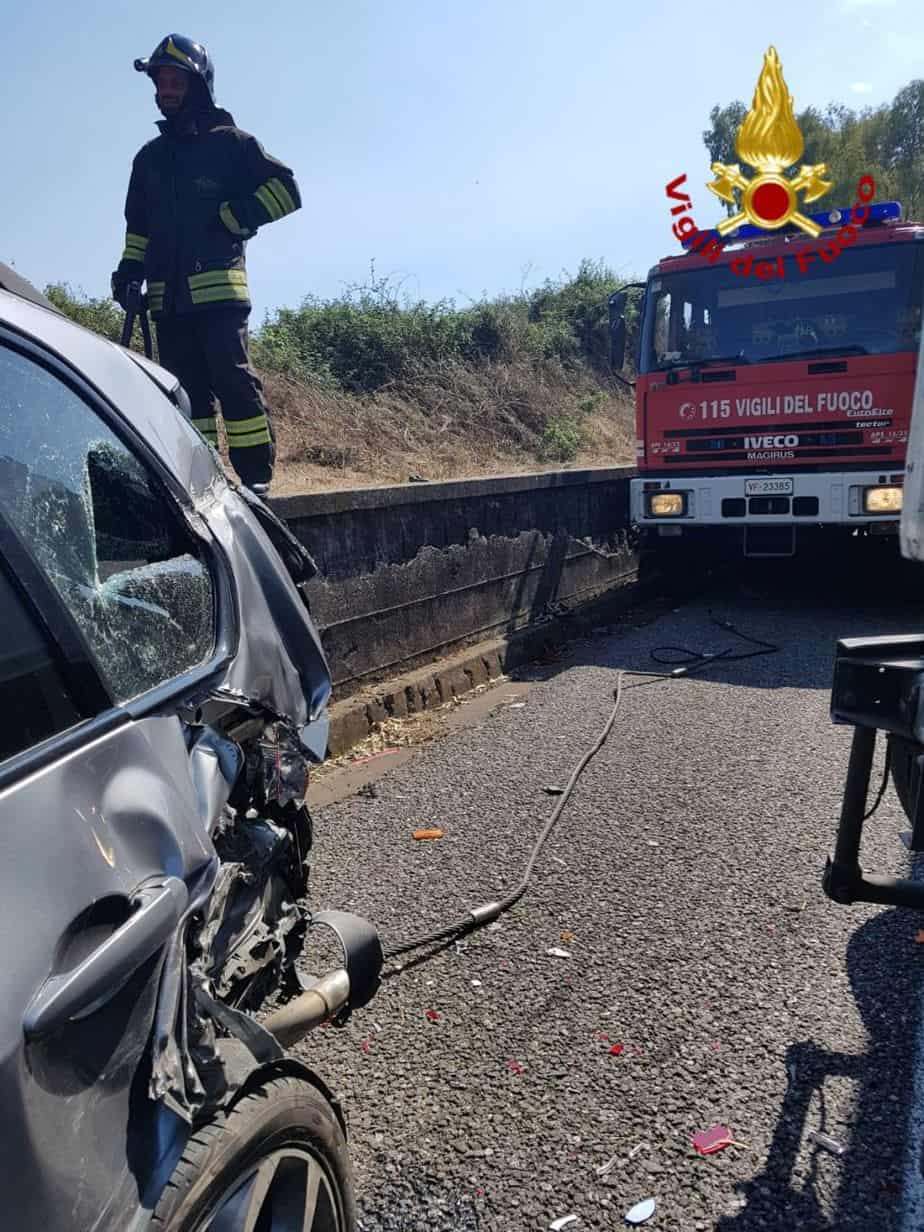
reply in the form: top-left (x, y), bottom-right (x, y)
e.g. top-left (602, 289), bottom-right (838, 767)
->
top-left (539, 416), bottom-right (583, 462)
top-left (524, 258), bottom-right (626, 368)
top-left (42, 262), bottom-right (643, 394)
top-left (577, 391), bottom-right (606, 415)
top-left (44, 283), bottom-right (126, 342)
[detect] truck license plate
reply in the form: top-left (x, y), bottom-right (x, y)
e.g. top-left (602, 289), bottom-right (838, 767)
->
top-left (745, 478), bottom-right (793, 497)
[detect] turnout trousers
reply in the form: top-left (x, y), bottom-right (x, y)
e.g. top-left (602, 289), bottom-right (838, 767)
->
top-left (155, 307), bottom-right (275, 487)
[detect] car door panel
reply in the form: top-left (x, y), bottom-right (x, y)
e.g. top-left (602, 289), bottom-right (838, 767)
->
top-left (0, 714), bottom-right (215, 1230)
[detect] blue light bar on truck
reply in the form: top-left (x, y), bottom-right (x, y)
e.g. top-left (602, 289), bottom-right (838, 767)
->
top-left (724, 201), bottom-right (901, 242)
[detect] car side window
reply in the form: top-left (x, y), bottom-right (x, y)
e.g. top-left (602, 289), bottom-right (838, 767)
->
top-left (0, 563), bottom-right (84, 760)
top-left (0, 344), bottom-right (215, 703)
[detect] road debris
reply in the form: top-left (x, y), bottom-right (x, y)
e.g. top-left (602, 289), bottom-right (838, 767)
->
top-left (547, 947), bottom-right (571, 959)
top-left (549, 1216), bottom-right (578, 1231)
top-left (595, 1153), bottom-right (620, 1177)
top-left (692, 1124), bottom-right (734, 1155)
top-left (560, 930), bottom-right (576, 943)
top-left (507, 1059), bottom-right (524, 1074)
top-left (609, 1044), bottom-right (624, 1056)
top-left (352, 747), bottom-right (401, 765)
top-left (915, 929), bottom-right (924, 944)
top-left (544, 785), bottom-right (565, 795)
top-left (628, 1142), bottom-right (648, 1160)
top-left (508, 702), bottom-right (527, 710)
top-left (625, 1197), bottom-right (657, 1224)
top-left (807, 1130), bottom-right (845, 1156)
top-left (424, 1009), bottom-right (441, 1022)
top-left (413, 828), bottom-right (444, 840)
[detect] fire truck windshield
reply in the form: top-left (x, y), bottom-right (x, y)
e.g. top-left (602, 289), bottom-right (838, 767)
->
top-left (640, 239), bottom-right (924, 374)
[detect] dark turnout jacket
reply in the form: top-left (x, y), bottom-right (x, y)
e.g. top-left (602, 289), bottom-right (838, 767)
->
top-left (116, 106), bottom-right (300, 318)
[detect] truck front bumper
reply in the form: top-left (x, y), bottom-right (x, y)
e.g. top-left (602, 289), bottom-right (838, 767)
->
top-left (631, 470), bottom-right (904, 529)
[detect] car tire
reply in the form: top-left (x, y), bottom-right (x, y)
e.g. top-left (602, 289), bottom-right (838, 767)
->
top-left (151, 1075), bottom-right (356, 1231)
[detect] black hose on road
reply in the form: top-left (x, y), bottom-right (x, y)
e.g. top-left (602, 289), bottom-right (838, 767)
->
top-left (381, 615), bottom-right (779, 972)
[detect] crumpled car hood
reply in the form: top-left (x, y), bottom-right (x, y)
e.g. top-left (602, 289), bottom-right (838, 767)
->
top-left (195, 478), bottom-right (331, 758)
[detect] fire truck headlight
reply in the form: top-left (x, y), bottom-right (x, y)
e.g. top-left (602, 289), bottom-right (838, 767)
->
top-left (863, 486), bottom-right (903, 514)
top-left (647, 491), bottom-right (687, 517)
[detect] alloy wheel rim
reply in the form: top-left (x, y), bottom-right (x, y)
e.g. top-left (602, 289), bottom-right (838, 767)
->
top-left (200, 1147), bottom-right (342, 1232)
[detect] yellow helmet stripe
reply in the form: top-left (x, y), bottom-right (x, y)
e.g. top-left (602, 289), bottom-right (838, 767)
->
top-left (165, 37), bottom-right (196, 69)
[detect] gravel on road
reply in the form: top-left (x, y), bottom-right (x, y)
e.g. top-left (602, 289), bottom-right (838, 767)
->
top-left (297, 564), bottom-right (924, 1231)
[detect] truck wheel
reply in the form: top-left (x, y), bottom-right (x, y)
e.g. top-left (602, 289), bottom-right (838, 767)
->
top-left (151, 1075), bottom-right (356, 1231)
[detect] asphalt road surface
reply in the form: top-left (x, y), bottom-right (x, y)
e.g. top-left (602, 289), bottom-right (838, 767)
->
top-left (300, 556), bottom-right (924, 1231)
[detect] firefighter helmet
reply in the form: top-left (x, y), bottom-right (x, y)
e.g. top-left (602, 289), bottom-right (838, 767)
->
top-left (134, 34), bottom-right (215, 104)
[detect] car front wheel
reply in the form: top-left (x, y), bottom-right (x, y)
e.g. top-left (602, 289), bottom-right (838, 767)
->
top-left (151, 1075), bottom-right (356, 1231)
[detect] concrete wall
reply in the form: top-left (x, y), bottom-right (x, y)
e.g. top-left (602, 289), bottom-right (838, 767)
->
top-left (272, 467), bottom-right (636, 698)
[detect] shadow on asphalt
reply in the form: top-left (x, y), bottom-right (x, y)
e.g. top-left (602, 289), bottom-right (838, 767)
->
top-left (514, 545), bottom-right (924, 695)
top-left (715, 906), bottom-right (923, 1230)
top-left (512, 544), bottom-right (924, 1226)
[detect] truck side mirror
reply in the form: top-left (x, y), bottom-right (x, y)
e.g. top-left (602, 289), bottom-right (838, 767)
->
top-left (609, 290), bottom-right (627, 370)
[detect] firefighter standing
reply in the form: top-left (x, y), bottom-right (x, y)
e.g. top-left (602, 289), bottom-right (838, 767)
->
top-left (111, 34), bottom-right (301, 490)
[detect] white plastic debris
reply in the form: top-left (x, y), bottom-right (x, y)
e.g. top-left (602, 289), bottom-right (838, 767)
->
top-left (595, 1153), bottom-right (619, 1177)
top-left (471, 979), bottom-right (482, 987)
top-left (625, 1197), bottom-right (657, 1225)
top-left (807, 1130), bottom-right (845, 1156)
top-left (546, 947), bottom-right (571, 959)
top-left (549, 1217), bottom-right (579, 1232)
top-left (509, 702), bottom-right (527, 709)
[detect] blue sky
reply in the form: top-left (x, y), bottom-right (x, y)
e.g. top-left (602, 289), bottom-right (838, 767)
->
top-left (3, 0), bottom-right (921, 324)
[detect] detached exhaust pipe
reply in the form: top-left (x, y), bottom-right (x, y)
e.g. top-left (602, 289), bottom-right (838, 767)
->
top-left (263, 909), bottom-right (382, 1049)
top-left (263, 968), bottom-right (351, 1048)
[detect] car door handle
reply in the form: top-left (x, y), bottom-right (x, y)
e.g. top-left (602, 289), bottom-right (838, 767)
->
top-left (23, 877), bottom-right (188, 1040)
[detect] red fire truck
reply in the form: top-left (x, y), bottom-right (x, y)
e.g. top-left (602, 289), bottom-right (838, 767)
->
top-left (609, 202), bottom-right (924, 557)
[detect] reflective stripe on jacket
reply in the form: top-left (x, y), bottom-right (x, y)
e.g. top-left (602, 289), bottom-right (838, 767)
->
top-left (115, 107), bottom-right (300, 317)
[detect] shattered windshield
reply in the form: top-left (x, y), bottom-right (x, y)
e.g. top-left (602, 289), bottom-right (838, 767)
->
top-left (0, 345), bottom-right (215, 702)
top-left (640, 240), bottom-right (924, 373)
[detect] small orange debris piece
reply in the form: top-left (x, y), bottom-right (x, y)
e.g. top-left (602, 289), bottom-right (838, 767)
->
top-left (560, 930), bottom-right (576, 943)
top-left (915, 930), bottom-right (924, 944)
top-left (413, 828), bottom-right (444, 840)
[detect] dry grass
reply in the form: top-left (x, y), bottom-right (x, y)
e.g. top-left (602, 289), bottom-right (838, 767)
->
top-left (264, 357), bottom-right (635, 495)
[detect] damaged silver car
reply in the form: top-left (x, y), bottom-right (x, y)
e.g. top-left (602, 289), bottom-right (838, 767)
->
top-left (0, 265), bottom-right (381, 1231)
